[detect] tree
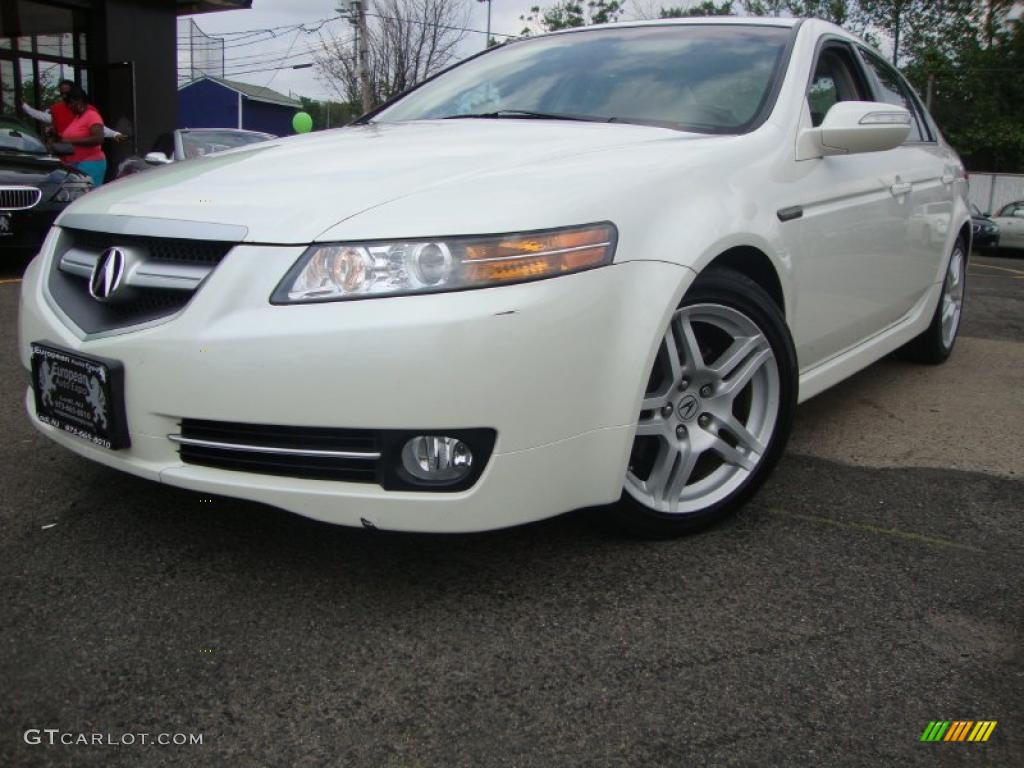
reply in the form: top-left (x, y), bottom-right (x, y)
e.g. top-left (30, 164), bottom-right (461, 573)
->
top-left (297, 96), bottom-right (363, 129)
top-left (520, 0), bottom-right (624, 34)
top-left (659, 1), bottom-right (735, 17)
top-left (315, 0), bottom-right (469, 109)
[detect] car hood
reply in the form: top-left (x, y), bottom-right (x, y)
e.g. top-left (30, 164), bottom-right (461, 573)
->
top-left (60, 120), bottom-right (711, 243)
top-left (0, 151), bottom-right (82, 187)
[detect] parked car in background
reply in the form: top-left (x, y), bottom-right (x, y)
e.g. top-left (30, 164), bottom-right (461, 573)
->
top-left (988, 201), bottom-right (1024, 250)
top-left (116, 128), bottom-right (275, 177)
top-left (20, 19), bottom-right (971, 537)
top-left (969, 203), bottom-right (999, 249)
top-left (0, 116), bottom-right (92, 255)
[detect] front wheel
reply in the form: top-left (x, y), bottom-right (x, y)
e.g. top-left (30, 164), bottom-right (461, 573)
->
top-left (608, 267), bottom-right (797, 537)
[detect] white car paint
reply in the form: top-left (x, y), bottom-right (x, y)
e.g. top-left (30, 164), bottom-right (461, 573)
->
top-left (18, 18), bottom-right (969, 532)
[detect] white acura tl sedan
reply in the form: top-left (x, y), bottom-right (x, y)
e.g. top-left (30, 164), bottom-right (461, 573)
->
top-left (19, 18), bottom-right (969, 536)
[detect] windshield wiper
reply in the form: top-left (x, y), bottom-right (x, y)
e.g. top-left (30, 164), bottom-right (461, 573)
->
top-left (443, 109), bottom-right (614, 123)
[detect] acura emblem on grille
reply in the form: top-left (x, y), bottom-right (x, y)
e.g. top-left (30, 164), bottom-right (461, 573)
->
top-left (89, 247), bottom-right (127, 302)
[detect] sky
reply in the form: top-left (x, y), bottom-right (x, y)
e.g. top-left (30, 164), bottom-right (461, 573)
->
top-left (180, 0), bottom-right (530, 102)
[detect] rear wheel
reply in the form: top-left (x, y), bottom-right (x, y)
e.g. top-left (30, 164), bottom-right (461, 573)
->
top-left (608, 268), bottom-right (797, 536)
top-left (900, 238), bottom-right (966, 364)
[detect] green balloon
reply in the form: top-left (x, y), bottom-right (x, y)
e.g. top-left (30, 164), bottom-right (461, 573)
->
top-left (292, 112), bottom-right (313, 134)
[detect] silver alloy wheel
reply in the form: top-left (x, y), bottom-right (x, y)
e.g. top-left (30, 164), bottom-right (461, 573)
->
top-left (625, 303), bottom-right (780, 515)
top-left (940, 244), bottom-right (966, 349)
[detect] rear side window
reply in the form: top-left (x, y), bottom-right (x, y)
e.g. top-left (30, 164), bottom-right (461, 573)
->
top-left (807, 43), bottom-right (870, 127)
top-left (858, 49), bottom-right (929, 142)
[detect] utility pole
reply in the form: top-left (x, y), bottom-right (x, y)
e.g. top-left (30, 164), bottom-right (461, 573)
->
top-left (349, 0), bottom-right (373, 113)
top-left (481, 0), bottom-right (493, 49)
top-left (926, 72), bottom-right (935, 111)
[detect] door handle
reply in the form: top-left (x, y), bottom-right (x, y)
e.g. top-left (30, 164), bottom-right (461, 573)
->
top-left (890, 182), bottom-right (913, 196)
top-left (941, 173), bottom-right (955, 184)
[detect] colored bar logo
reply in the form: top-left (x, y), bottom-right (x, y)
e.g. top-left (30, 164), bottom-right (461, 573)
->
top-left (920, 721), bottom-right (997, 742)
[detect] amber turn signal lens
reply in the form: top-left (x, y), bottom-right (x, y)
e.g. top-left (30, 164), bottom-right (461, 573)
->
top-left (462, 224), bottom-right (615, 284)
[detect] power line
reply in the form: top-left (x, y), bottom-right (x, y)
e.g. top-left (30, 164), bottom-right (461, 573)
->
top-left (365, 11), bottom-right (519, 39)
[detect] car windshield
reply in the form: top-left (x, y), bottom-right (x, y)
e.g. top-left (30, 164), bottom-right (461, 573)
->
top-left (373, 24), bottom-right (793, 133)
top-left (970, 203), bottom-right (983, 217)
top-left (0, 119), bottom-right (47, 155)
top-left (180, 130), bottom-right (274, 158)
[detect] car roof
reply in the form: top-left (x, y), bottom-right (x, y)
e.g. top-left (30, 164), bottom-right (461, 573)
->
top-left (557, 17), bottom-right (802, 33)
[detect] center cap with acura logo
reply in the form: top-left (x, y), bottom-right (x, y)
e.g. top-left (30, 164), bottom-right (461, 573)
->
top-left (89, 247), bottom-right (127, 302)
top-left (676, 394), bottom-right (700, 421)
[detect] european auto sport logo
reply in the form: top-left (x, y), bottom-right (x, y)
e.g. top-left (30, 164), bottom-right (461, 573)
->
top-left (37, 360), bottom-right (108, 430)
top-left (920, 720), bottom-right (998, 742)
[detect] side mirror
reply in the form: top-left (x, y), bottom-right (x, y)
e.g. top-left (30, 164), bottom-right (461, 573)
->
top-left (50, 141), bottom-right (74, 156)
top-left (797, 101), bottom-right (912, 161)
top-left (144, 151), bottom-right (172, 165)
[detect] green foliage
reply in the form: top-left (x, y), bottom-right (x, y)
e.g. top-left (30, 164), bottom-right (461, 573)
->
top-left (904, 14), bottom-right (1024, 172)
top-left (21, 79), bottom-right (61, 110)
top-left (520, 0), bottom-right (623, 34)
top-left (298, 96), bottom-right (362, 129)
top-left (660, 1), bottom-right (734, 17)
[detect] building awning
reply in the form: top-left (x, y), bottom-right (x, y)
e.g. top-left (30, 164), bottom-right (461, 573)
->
top-left (177, 0), bottom-right (253, 15)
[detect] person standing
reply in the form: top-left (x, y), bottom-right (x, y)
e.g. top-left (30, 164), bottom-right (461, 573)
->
top-left (21, 79), bottom-right (124, 141)
top-left (57, 87), bottom-right (107, 186)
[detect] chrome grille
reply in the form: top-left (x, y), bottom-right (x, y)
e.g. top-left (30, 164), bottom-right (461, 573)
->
top-left (48, 229), bottom-right (235, 335)
top-left (0, 186), bottom-right (42, 210)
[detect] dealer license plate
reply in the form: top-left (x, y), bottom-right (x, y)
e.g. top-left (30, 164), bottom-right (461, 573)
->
top-left (30, 343), bottom-right (130, 449)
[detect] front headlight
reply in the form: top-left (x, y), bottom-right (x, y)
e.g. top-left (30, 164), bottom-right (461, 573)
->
top-left (51, 180), bottom-right (93, 203)
top-left (271, 222), bottom-right (617, 303)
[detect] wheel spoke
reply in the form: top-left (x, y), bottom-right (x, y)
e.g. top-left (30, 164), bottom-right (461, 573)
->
top-left (662, 320), bottom-right (683, 381)
top-left (677, 314), bottom-right (704, 373)
top-left (709, 335), bottom-right (761, 378)
top-left (643, 440), bottom-right (679, 499)
top-left (942, 296), bottom-right (956, 323)
top-left (719, 346), bottom-right (773, 397)
top-left (717, 413), bottom-right (766, 456)
top-left (709, 436), bottom-right (757, 472)
top-left (665, 446), bottom-right (700, 504)
top-left (634, 417), bottom-right (663, 437)
top-left (642, 391), bottom-right (671, 411)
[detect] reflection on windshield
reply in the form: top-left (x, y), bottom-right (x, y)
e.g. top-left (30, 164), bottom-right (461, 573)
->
top-left (181, 131), bottom-right (274, 158)
top-left (375, 25), bottom-right (792, 133)
top-left (0, 122), bottom-right (47, 155)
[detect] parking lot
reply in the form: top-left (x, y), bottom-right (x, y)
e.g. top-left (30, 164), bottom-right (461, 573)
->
top-left (1, 252), bottom-right (1021, 767)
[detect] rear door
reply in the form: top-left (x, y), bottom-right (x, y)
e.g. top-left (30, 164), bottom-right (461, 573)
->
top-left (856, 48), bottom-right (953, 310)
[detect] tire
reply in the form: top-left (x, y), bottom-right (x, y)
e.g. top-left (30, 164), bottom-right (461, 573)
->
top-left (899, 237), bottom-right (966, 364)
top-left (606, 267), bottom-right (797, 537)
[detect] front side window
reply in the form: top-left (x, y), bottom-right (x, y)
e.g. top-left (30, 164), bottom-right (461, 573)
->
top-left (807, 43), bottom-right (870, 126)
top-left (374, 25), bottom-right (794, 134)
top-left (858, 49), bottom-right (929, 142)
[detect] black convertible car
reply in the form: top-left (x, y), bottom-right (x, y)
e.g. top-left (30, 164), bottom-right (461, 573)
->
top-left (0, 116), bottom-right (92, 255)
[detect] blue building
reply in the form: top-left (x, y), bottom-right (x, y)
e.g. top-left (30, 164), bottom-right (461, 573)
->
top-left (177, 75), bottom-right (301, 136)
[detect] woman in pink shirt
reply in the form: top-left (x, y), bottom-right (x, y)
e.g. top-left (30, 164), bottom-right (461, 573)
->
top-left (57, 87), bottom-right (107, 186)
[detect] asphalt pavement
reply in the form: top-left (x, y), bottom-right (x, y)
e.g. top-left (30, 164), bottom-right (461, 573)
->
top-left (1, 251), bottom-right (1021, 767)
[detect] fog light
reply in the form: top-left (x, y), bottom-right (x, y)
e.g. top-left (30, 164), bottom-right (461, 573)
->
top-left (401, 435), bottom-right (474, 482)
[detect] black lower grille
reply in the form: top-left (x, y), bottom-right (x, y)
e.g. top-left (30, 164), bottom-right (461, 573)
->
top-left (173, 419), bottom-right (497, 491)
top-left (178, 419), bottom-right (380, 483)
top-left (179, 444), bottom-right (379, 483)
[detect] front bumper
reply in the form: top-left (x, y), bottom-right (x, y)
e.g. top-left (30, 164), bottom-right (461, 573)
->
top-left (0, 206), bottom-right (62, 251)
top-left (20, 239), bottom-right (692, 532)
